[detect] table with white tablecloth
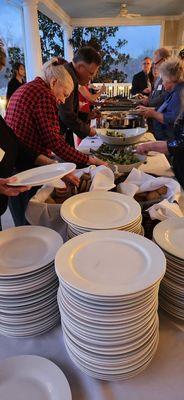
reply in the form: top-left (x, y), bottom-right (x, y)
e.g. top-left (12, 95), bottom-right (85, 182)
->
top-left (0, 312), bottom-right (184, 400)
top-left (1, 132), bottom-right (183, 399)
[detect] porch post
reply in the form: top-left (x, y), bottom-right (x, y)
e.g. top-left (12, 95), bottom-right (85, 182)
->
top-left (22, 0), bottom-right (42, 81)
top-left (63, 24), bottom-right (74, 61)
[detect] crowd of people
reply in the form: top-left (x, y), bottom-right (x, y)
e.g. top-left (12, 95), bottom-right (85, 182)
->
top-left (0, 41), bottom-right (184, 229)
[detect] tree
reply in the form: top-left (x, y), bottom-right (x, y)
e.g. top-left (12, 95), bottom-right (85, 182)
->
top-left (38, 11), bottom-right (64, 63)
top-left (70, 27), bottom-right (129, 83)
top-left (38, 12), bottom-right (129, 82)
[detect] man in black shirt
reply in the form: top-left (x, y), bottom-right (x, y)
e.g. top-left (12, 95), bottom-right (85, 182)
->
top-left (59, 47), bottom-right (101, 147)
top-left (131, 57), bottom-right (153, 96)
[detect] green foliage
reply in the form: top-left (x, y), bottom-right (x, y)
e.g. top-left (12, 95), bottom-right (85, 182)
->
top-left (70, 27), bottom-right (129, 82)
top-left (38, 11), bottom-right (64, 62)
top-left (38, 11), bottom-right (129, 82)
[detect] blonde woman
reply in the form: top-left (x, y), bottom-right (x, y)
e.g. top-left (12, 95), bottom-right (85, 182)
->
top-left (5, 57), bottom-right (105, 167)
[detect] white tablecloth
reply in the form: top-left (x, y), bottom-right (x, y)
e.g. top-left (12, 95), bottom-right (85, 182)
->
top-left (0, 312), bottom-right (183, 400)
top-left (1, 132), bottom-right (182, 398)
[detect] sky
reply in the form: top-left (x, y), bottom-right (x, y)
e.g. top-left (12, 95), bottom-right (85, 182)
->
top-left (0, 1), bottom-right (161, 58)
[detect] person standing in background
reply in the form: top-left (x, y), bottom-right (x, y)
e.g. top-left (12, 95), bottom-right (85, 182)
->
top-left (6, 62), bottom-right (26, 105)
top-left (140, 48), bottom-right (171, 109)
top-left (131, 57), bottom-right (153, 96)
top-left (59, 47), bottom-right (102, 147)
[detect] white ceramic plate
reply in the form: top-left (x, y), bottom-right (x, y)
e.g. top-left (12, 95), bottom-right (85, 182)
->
top-left (0, 226), bottom-right (63, 276)
top-left (96, 127), bottom-right (147, 145)
top-left (8, 163), bottom-right (76, 187)
top-left (153, 217), bottom-right (184, 259)
top-left (61, 192), bottom-right (141, 229)
top-left (55, 230), bottom-right (166, 296)
top-left (0, 355), bottom-right (71, 400)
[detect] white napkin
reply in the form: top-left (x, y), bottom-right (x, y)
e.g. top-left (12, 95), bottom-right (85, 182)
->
top-left (147, 199), bottom-right (184, 221)
top-left (117, 168), bottom-right (180, 202)
top-left (74, 165), bottom-right (115, 191)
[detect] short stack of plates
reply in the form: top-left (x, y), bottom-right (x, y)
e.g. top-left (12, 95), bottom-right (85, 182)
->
top-left (0, 226), bottom-right (63, 337)
top-left (60, 192), bottom-right (143, 239)
top-left (153, 217), bottom-right (184, 320)
top-left (55, 230), bottom-right (166, 380)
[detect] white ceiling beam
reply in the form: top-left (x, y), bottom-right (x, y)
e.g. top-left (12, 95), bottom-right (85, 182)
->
top-left (71, 15), bottom-right (182, 28)
top-left (38, 0), bottom-right (72, 26)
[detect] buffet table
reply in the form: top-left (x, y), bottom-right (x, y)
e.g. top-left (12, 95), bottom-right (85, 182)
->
top-left (1, 131), bottom-right (183, 399)
top-left (0, 313), bottom-right (183, 400)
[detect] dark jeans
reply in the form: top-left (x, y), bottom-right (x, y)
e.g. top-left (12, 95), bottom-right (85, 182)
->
top-left (9, 187), bottom-right (38, 226)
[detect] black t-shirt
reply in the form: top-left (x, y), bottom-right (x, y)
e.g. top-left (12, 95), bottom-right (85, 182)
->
top-left (0, 116), bottom-right (38, 216)
top-left (6, 77), bottom-right (23, 102)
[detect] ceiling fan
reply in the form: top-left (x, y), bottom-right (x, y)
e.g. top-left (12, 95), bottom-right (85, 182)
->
top-left (118, 3), bottom-right (141, 18)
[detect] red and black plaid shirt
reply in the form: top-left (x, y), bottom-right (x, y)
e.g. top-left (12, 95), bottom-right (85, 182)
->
top-left (5, 77), bottom-right (89, 165)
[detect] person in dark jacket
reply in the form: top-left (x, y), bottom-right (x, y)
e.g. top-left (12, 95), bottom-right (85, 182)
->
top-left (59, 47), bottom-right (101, 147)
top-left (6, 62), bottom-right (25, 105)
top-left (131, 57), bottom-right (153, 96)
top-left (140, 48), bottom-right (171, 109)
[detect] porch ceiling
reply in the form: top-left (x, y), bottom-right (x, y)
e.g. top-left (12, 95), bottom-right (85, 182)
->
top-left (54, 0), bottom-right (184, 19)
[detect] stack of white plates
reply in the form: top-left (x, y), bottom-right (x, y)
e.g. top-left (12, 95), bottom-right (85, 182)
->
top-left (153, 217), bottom-right (184, 320)
top-left (60, 192), bottom-right (143, 239)
top-left (55, 230), bottom-right (166, 380)
top-left (0, 226), bottom-right (63, 337)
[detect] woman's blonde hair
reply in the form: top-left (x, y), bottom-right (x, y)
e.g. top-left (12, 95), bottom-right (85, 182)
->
top-left (160, 57), bottom-right (184, 83)
top-left (41, 57), bottom-right (73, 91)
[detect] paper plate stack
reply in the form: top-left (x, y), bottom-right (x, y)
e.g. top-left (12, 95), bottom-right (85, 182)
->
top-left (60, 192), bottom-right (143, 239)
top-left (55, 230), bottom-right (166, 380)
top-left (0, 226), bottom-right (63, 337)
top-left (153, 218), bottom-right (184, 320)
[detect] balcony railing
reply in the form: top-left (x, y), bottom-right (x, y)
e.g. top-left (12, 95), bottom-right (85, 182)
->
top-left (93, 82), bottom-right (132, 98)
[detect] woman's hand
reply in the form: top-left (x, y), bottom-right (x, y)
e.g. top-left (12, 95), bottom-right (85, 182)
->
top-left (136, 106), bottom-right (155, 118)
top-left (88, 156), bottom-right (109, 167)
top-left (136, 141), bottom-right (168, 155)
top-left (0, 177), bottom-right (30, 196)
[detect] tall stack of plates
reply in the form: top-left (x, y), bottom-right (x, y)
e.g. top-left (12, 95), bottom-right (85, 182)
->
top-left (0, 226), bottom-right (63, 337)
top-left (153, 217), bottom-right (184, 320)
top-left (55, 230), bottom-right (166, 380)
top-left (60, 192), bottom-right (142, 239)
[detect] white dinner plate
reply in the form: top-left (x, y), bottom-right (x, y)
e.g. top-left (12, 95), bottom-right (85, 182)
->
top-left (0, 355), bottom-right (72, 400)
top-left (0, 226), bottom-right (63, 276)
top-left (55, 230), bottom-right (166, 296)
top-left (61, 192), bottom-right (141, 229)
top-left (8, 162), bottom-right (76, 187)
top-left (153, 217), bottom-right (184, 259)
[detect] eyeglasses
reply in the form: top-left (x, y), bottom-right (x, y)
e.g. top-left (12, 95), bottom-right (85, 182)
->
top-left (52, 57), bottom-right (66, 66)
top-left (153, 57), bottom-right (164, 66)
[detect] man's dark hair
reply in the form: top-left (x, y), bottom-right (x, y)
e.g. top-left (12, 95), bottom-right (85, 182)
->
top-left (73, 46), bottom-right (101, 66)
top-left (143, 57), bottom-right (152, 62)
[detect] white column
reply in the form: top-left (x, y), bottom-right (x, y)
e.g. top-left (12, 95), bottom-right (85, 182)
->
top-left (22, 0), bottom-right (42, 81)
top-left (63, 24), bottom-right (74, 62)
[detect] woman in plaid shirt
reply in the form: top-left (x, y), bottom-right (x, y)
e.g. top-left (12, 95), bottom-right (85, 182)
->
top-left (5, 58), bottom-right (105, 168)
